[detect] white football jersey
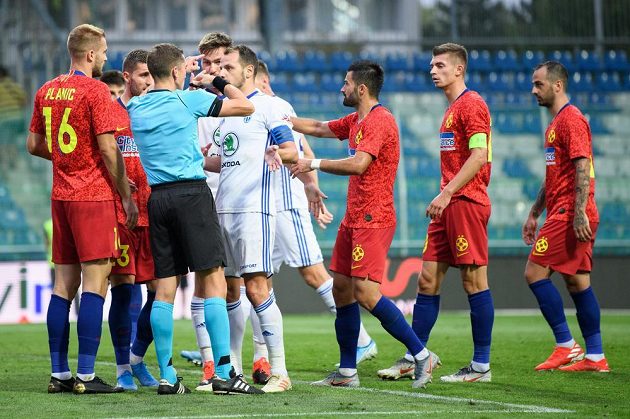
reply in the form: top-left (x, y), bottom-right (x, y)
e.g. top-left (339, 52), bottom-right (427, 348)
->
top-left (271, 95), bottom-right (309, 211)
top-left (197, 116), bottom-right (221, 196)
top-left (215, 90), bottom-right (292, 214)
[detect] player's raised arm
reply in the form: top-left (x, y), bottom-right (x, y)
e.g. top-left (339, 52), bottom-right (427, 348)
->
top-left (191, 72), bottom-right (254, 117)
top-left (290, 116), bottom-right (336, 138)
top-left (97, 133), bottom-right (138, 229)
top-left (291, 150), bottom-right (373, 177)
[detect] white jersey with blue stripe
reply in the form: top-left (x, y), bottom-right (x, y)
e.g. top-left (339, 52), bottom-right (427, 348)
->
top-left (197, 116), bottom-right (221, 196)
top-left (271, 95), bottom-right (309, 211)
top-left (215, 90), bottom-right (291, 214)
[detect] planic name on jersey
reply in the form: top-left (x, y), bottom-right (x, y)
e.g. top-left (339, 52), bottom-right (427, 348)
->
top-left (221, 160), bottom-right (240, 168)
top-left (116, 135), bottom-right (138, 154)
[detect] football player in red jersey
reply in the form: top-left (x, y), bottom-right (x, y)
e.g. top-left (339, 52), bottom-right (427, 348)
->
top-left (289, 60), bottom-right (437, 390)
top-left (523, 61), bottom-right (608, 372)
top-left (27, 24), bottom-right (138, 394)
top-left (105, 49), bottom-right (161, 390)
top-left (380, 43), bottom-right (495, 384)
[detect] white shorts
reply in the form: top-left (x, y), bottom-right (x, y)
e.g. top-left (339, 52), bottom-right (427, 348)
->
top-left (272, 208), bottom-right (323, 273)
top-left (218, 212), bottom-right (275, 277)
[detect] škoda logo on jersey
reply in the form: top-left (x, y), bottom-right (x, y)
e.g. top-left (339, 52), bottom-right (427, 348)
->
top-left (222, 132), bottom-right (239, 157)
top-left (213, 126), bottom-right (221, 147)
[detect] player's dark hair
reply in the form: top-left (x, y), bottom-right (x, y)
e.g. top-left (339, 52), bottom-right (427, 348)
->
top-left (99, 70), bottom-right (124, 86)
top-left (225, 45), bottom-right (259, 77)
top-left (123, 49), bottom-right (149, 73)
top-left (147, 43), bottom-right (184, 80)
top-left (347, 60), bottom-right (384, 99)
top-left (257, 60), bottom-right (269, 77)
top-left (67, 24), bottom-right (105, 58)
top-left (535, 60), bottom-right (569, 90)
top-left (432, 43), bottom-right (468, 71)
top-left (198, 32), bottom-right (233, 55)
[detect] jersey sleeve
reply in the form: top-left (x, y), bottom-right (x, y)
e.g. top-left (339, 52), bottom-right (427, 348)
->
top-left (328, 114), bottom-right (353, 140)
top-left (356, 114), bottom-right (392, 159)
top-left (29, 87), bottom-right (45, 135)
top-left (461, 98), bottom-right (491, 140)
top-left (178, 89), bottom-right (218, 118)
top-left (566, 115), bottom-right (591, 160)
top-left (90, 83), bottom-right (117, 135)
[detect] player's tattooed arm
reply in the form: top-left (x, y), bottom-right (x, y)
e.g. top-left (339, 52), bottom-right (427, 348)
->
top-left (530, 182), bottom-right (546, 219)
top-left (573, 157), bottom-right (593, 242)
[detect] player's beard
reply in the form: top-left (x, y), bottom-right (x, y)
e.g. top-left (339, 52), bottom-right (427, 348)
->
top-left (130, 80), bottom-right (145, 97)
top-left (92, 60), bottom-right (104, 78)
top-left (342, 88), bottom-right (359, 107)
top-left (535, 91), bottom-right (554, 108)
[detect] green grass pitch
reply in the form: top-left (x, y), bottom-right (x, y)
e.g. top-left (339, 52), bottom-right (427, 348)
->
top-left (0, 312), bottom-right (628, 418)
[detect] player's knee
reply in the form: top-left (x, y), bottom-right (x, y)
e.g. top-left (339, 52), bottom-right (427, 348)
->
top-left (353, 286), bottom-right (379, 311)
top-left (418, 269), bottom-right (438, 294)
top-left (245, 282), bottom-right (269, 307)
top-left (226, 282), bottom-right (241, 303)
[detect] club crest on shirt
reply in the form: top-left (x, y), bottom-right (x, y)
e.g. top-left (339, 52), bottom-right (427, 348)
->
top-left (352, 244), bottom-right (364, 262)
top-left (547, 129), bottom-right (556, 144)
top-left (545, 147), bottom-right (556, 166)
top-left (213, 126), bottom-right (221, 147)
top-left (355, 129), bottom-right (363, 145)
top-left (222, 132), bottom-right (239, 157)
top-left (533, 236), bottom-right (549, 255)
top-left (445, 112), bottom-right (454, 129)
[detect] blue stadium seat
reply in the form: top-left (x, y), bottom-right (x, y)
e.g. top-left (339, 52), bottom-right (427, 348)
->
top-left (604, 50), bottom-right (630, 72)
top-left (275, 50), bottom-right (301, 72)
top-left (330, 51), bottom-right (353, 72)
top-left (571, 72), bottom-right (594, 92)
top-left (404, 72), bottom-right (430, 92)
top-left (320, 72), bottom-right (343, 93)
top-left (588, 115), bottom-right (609, 134)
top-left (576, 50), bottom-right (602, 72)
top-left (503, 157), bottom-right (533, 178)
top-left (548, 50), bottom-right (575, 72)
top-left (596, 72), bottom-right (622, 92)
top-left (467, 72), bottom-right (486, 92)
top-left (412, 51), bottom-right (431, 72)
top-left (468, 50), bottom-right (492, 72)
top-left (521, 50), bottom-right (545, 72)
top-left (487, 72), bottom-right (514, 92)
top-left (494, 50), bottom-right (520, 71)
top-left (382, 71), bottom-right (406, 92)
top-left (385, 52), bottom-right (410, 72)
top-left (292, 72), bottom-right (318, 93)
top-left (303, 50), bottom-right (330, 72)
top-left (270, 72), bottom-right (291, 94)
top-left (514, 72), bottom-right (532, 92)
top-left (257, 50), bottom-right (275, 72)
top-left (601, 202), bottom-right (629, 224)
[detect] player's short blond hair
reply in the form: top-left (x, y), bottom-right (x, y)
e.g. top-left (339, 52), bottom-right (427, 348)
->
top-left (432, 42), bottom-right (468, 71)
top-left (67, 24), bottom-right (105, 58)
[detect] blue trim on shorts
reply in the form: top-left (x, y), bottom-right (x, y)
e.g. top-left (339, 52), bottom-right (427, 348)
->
top-left (290, 209), bottom-right (311, 266)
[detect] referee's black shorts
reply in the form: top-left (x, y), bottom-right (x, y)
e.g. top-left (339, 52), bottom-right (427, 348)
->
top-left (148, 179), bottom-right (226, 278)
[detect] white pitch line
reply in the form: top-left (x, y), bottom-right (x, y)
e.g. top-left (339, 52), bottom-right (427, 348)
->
top-left (293, 380), bottom-right (573, 414)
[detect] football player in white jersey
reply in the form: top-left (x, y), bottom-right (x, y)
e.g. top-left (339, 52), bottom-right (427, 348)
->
top-left (204, 44), bottom-right (307, 393)
top-left (251, 61), bottom-right (378, 368)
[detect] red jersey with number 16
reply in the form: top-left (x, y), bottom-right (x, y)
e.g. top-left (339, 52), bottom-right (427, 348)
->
top-left (328, 105), bottom-right (399, 229)
top-left (29, 71), bottom-right (116, 201)
top-left (439, 90), bottom-right (492, 206)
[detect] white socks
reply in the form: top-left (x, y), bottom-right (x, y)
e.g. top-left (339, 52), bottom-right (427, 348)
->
top-left (250, 304), bottom-right (269, 361)
top-left (191, 296), bottom-right (214, 363)
top-left (227, 299), bottom-right (245, 375)
top-left (254, 292), bottom-right (287, 376)
top-left (52, 371), bottom-right (72, 380)
top-left (557, 338), bottom-right (576, 348)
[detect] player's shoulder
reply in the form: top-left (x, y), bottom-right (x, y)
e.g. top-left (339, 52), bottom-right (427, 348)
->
top-left (564, 104), bottom-right (587, 120)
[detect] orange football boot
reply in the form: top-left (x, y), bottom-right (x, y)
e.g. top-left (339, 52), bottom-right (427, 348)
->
top-left (559, 357), bottom-right (610, 372)
top-left (535, 342), bottom-right (584, 370)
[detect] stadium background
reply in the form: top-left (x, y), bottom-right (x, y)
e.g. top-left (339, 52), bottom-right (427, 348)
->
top-left (0, 0), bottom-right (629, 322)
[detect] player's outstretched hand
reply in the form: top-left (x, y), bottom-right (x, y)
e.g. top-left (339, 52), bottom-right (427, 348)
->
top-left (191, 71), bottom-right (216, 89)
top-left (315, 201), bottom-right (334, 229)
top-left (304, 183), bottom-right (328, 218)
top-left (426, 190), bottom-right (452, 220)
top-left (289, 158), bottom-right (313, 177)
top-left (123, 197), bottom-right (139, 230)
top-left (185, 54), bottom-right (204, 74)
top-left (573, 210), bottom-right (592, 242)
top-left (264, 145), bottom-right (282, 171)
top-left (522, 214), bottom-right (538, 245)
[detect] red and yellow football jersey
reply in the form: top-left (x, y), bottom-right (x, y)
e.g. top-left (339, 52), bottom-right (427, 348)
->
top-left (30, 71), bottom-right (117, 201)
top-left (439, 90), bottom-right (492, 206)
top-left (328, 105), bottom-right (399, 229)
top-left (112, 99), bottom-right (150, 227)
top-left (543, 104), bottom-right (598, 223)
